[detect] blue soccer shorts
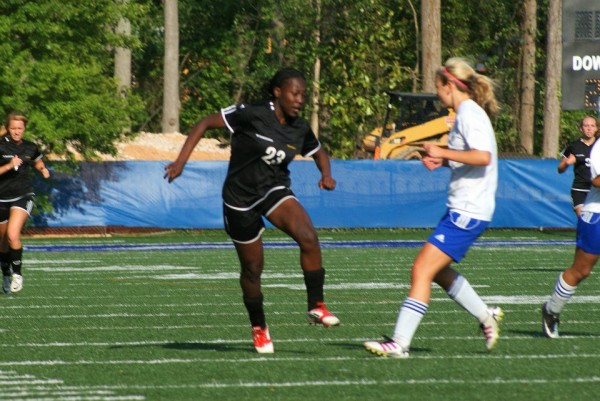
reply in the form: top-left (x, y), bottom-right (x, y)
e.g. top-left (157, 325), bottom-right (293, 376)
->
top-left (427, 210), bottom-right (490, 262)
top-left (576, 211), bottom-right (600, 255)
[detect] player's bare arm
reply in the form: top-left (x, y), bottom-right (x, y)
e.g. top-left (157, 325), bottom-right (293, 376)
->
top-left (424, 143), bottom-right (490, 166)
top-left (313, 148), bottom-right (336, 190)
top-left (165, 113), bottom-right (225, 183)
top-left (34, 159), bottom-right (50, 179)
top-left (0, 155), bottom-right (22, 175)
top-left (558, 153), bottom-right (576, 174)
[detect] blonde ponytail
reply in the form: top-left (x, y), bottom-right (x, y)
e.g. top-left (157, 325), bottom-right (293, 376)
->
top-left (437, 57), bottom-right (499, 117)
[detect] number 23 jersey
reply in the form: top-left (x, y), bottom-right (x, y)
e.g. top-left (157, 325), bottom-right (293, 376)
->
top-left (220, 101), bottom-right (321, 209)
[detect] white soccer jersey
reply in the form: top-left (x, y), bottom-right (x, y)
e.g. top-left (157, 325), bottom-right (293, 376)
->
top-left (582, 141), bottom-right (600, 213)
top-left (446, 99), bottom-right (498, 221)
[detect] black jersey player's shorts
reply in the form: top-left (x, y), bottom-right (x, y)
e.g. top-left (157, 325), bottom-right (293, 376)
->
top-left (0, 195), bottom-right (35, 223)
top-left (223, 187), bottom-right (297, 243)
top-left (571, 189), bottom-right (590, 210)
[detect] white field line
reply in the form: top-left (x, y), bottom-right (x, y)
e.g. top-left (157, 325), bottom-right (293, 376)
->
top-left (29, 265), bottom-right (216, 273)
top-left (1, 333), bottom-right (600, 349)
top-left (1, 316), bottom-right (600, 335)
top-left (2, 353), bottom-right (600, 368)
top-left (0, 370), bottom-right (144, 401)
top-left (0, 309), bottom-right (564, 320)
top-left (55, 377), bottom-right (600, 391)
top-left (26, 263), bottom-right (568, 274)
top-left (3, 319), bottom-right (600, 334)
top-left (2, 295), bottom-right (600, 311)
top-left (2, 310), bottom-right (598, 324)
top-left (26, 259), bottom-right (103, 264)
top-left (9, 265), bottom-right (581, 279)
top-left (2, 376), bottom-right (600, 395)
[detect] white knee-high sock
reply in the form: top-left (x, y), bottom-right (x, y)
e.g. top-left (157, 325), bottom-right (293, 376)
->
top-left (392, 297), bottom-right (428, 349)
top-left (446, 273), bottom-right (489, 323)
top-left (547, 273), bottom-right (576, 315)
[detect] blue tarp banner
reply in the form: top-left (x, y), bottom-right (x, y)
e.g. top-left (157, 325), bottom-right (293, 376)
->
top-left (38, 159), bottom-right (575, 229)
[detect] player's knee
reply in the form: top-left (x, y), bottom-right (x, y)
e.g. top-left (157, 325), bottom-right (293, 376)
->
top-left (6, 234), bottom-right (21, 249)
top-left (240, 264), bottom-right (263, 284)
top-left (571, 264), bottom-right (593, 282)
top-left (296, 229), bottom-right (319, 252)
top-left (578, 267), bottom-right (593, 280)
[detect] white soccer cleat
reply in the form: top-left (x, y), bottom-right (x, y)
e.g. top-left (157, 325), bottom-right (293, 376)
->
top-left (364, 336), bottom-right (410, 358)
top-left (480, 306), bottom-right (504, 351)
top-left (10, 274), bottom-right (23, 293)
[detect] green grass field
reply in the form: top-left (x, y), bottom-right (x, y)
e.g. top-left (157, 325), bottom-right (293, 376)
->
top-left (1, 229), bottom-right (599, 401)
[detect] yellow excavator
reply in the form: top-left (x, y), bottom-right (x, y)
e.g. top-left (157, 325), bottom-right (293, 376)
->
top-left (356, 91), bottom-right (456, 160)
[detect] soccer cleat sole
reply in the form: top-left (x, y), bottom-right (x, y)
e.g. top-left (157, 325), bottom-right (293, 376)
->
top-left (364, 338), bottom-right (409, 359)
top-left (308, 315), bottom-right (340, 327)
top-left (481, 307), bottom-right (504, 352)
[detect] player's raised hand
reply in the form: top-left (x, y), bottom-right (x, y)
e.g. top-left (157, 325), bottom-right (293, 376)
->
top-left (423, 142), bottom-right (445, 159)
top-left (319, 176), bottom-right (336, 191)
top-left (164, 161), bottom-right (184, 183)
top-left (11, 155), bottom-right (23, 171)
top-left (422, 155), bottom-right (443, 171)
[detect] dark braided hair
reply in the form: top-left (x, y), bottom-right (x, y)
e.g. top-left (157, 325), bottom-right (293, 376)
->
top-left (267, 68), bottom-right (306, 99)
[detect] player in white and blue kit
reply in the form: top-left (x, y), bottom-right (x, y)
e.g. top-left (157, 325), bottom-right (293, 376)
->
top-left (542, 137), bottom-right (600, 338)
top-left (365, 57), bottom-right (503, 358)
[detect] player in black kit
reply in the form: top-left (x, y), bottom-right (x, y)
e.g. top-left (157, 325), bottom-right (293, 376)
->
top-left (165, 68), bottom-right (340, 353)
top-left (0, 113), bottom-right (51, 294)
top-left (558, 116), bottom-right (598, 216)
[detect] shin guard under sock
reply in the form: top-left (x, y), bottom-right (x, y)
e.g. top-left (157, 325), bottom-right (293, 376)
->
top-left (303, 268), bottom-right (325, 310)
top-left (243, 295), bottom-right (266, 329)
top-left (9, 247), bottom-right (22, 275)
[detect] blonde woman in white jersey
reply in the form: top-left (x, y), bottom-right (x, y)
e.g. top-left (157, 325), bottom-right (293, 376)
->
top-left (364, 58), bottom-right (503, 358)
top-left (541, 139), bottom-right (600, 338)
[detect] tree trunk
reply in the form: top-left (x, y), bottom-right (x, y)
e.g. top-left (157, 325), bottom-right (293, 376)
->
top-left (114, 0), bottom-right (131, 133)
top-left (114, 7), bottom-right (131, 96)
top-left (162, 0), bottom-right (180, 134)
top-left (519, 0), bottom-right (536, 154)
top-left (542, 0), bottom-right (562, 158)
top-left (406, 0), bottom-right (419, 92)
top-left (420, 0), bottom-right (441, 93)
top-left (310, 0), bottom-right (321, 136)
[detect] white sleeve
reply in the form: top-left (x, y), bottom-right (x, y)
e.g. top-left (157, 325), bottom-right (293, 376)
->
top-left (590, 142), bottom-right (600, 179)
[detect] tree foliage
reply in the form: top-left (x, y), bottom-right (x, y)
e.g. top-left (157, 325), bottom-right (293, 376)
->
top-left (0, 0), bottom-right (145, 160)
top-left (0, 0), bottom-right (588, 160)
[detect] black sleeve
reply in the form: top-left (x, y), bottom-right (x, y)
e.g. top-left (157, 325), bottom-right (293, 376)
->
top-left (562, 143), bottom-right (574, 157)
top-left (301, 127), bottom-right (321, 157)
top-left (222, 104), bottom-right (249, 134)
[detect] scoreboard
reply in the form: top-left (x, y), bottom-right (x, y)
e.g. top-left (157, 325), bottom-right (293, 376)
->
top-left (562, 1), bottom-right (600, 111)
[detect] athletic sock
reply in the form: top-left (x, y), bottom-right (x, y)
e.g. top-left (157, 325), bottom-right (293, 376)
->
top-left (303, 268), bottom-right (325, 310)
top-left (392, 297), bottom-right (428, 349)
top-left (243, 295), bottom-right (266, 329)
top-left (546, 273), bottom-right (576, 316)
top-left (446, 273), bottom-right (489, 322)
top-left (9, 247), bottom-right (22, 276)
top-left (0, 252), bottom-right (10, 276)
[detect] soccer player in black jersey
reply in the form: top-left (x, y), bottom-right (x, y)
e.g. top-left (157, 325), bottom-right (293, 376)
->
top-left (165, 68), bottom-right (340, 353)
top-left (0, 113), bottom-right (51, 294)
top-left (558, 116), bottom-right (598, 217)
